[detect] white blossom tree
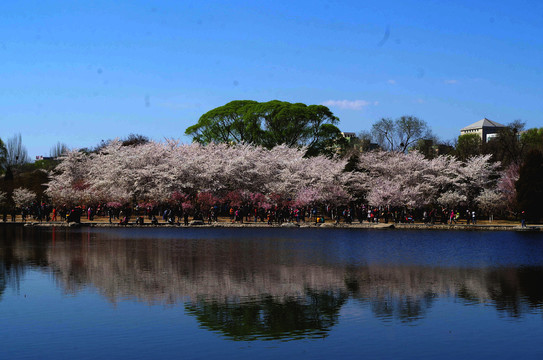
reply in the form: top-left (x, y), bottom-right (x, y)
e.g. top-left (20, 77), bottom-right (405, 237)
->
top-left (12, 188), bottom-right (36, 208)
top-left (0, 190), bottom-right (6, 206)
top-left (437, 191), bottom-right (467, 208)
top-left (476, 189), bottom-right (506, 222)
top-left (351, 150), bottom-right (499, 209)
top-left (45, 141), bottom-right (349, 209)
top-left (45, 141), bottom-right (503, 216)
top-left (352, 151), bottom-right (463, 208)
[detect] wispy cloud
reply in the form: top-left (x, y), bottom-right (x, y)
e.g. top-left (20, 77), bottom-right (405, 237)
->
top-left (321, 99), bottom-right (376, 110)
top-left (387, 79), bottom-right (396, 84)
top-left (444, 79), bottom-right (458, 84)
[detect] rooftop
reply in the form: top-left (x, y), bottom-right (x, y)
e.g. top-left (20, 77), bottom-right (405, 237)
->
top-left (461, 118), bottom-right (506, 131)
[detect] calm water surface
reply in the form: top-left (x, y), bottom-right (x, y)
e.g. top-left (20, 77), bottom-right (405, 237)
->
top-left (1, 226), bottom-right (542, 359)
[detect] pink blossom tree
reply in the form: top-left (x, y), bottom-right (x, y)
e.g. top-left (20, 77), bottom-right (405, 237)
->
top-left (497, 163), bottom-right (519, 213)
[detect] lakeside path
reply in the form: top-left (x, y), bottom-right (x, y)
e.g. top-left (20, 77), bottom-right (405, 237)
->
top-left (1, 216), bottom-right (540, 231)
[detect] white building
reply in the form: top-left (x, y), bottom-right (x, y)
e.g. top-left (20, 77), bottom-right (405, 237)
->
top-left (460, 118), bottom-right (506, 142)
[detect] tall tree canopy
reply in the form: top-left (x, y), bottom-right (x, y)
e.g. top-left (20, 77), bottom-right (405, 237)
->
top-left (456, 134), bottom-right (482, 161)
top-left (185, 100), bottom-right (342, 156)
top-left (370, 116), bottom-right (431, 153)
top-left (482, 120), bottom-right (526, 166)
top-left (516, 149), bottom-right (543, 221)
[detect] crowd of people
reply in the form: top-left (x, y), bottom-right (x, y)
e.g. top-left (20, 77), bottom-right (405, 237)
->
top-left (1, 201), bottom-right (485, 226)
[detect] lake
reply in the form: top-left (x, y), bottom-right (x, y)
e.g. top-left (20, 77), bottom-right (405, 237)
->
top-left (1, 226), bottom-right (542, 359)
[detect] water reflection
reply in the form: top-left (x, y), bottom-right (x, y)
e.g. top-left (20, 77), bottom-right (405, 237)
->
top-left (186, 289), bottom-right (347, 341)
top-left (1, 226), bottom-right (542, 340)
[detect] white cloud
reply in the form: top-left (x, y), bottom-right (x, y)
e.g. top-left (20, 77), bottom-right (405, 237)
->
top-left (321, 99), bottom-right (374, 110)
top-left (387, 79), bottom-right (396, 84)
top-left (444, 79), bottom-right (458, 84)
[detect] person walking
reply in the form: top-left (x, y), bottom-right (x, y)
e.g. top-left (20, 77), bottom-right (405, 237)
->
top-left (449, 210), bottom-right (456, 224)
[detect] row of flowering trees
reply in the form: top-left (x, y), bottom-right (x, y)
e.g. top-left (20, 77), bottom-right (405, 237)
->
top-left (0, 188), bottom-right (37, 208)
top-left (44, 140), bottom-right (512, 215)
top-left (45, 141), bottom-right (349, 210)
top-left (350, 151), bottom-right (508, 211)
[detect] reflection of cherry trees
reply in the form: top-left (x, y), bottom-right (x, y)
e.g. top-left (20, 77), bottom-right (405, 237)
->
top-left (46, 142), bottom-right (503, 210)
top-left (4, 227), bottom-right (542, 327)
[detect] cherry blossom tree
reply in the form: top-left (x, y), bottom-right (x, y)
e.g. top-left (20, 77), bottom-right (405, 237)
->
top-left (352, 151), bottom-right (498, 209)
top-left (437, 191), bottom-right (467, 208)
top-left (195, 192), bottom-right (219, 211)
top-left (45, 141), bottom-right (503, 216)
top-left (353, 151), bottom-right (458, 207)
top-left (46, 150), bottom-right (93, 205)
top-left (46, 141), bottom-right (348, 209)
top-left (12, 188), bottom-right (36, 208)
top-left (476, 189), bottom-right (506, 221)
top-left (497, 163), bottom-right (519, 212)
top-left (456, 154), bottom-right (501, 206)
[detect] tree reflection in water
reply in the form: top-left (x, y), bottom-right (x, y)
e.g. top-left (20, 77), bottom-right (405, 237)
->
top-left (186, 289), bottom-right (348, 341)
top-left (1, 226), bottom-right (543, 339)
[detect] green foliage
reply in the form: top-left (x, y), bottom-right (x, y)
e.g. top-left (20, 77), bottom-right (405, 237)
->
top-left (303, 123), bottom-right (347, 157)
top-left (185, 100), bottom-right (342, 156)
top-left (344, 152), bottom-right (361, 173)
top-left (184, 289), bottom-right (347, 341)
top-left (521, 127), bottom-right (543, 153)
top-left (483, 120), bottom-right (525, 166)
top-left (32, 159), bottom-right (59, 171)
top-left (413, 139), bottom-right (436, 159)
top-left (185, 100), bottom-right (260, 145)
top-left (456, 134), bottom-right (482, 161)
top-left (516, 149), bottom-right (543, 222)
top-left (414, 138), bottom-right (454, 159)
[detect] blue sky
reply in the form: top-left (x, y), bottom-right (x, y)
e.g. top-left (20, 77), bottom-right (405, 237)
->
top-left (1, 0), bottom-right (543, 158)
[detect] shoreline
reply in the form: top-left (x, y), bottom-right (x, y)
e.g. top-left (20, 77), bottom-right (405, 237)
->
top-left (1, 220), bottom-right (539, 232)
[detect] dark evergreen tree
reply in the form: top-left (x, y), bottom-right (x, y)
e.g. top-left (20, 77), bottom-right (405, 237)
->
top-left (516, 149), bottom-right (543, 222)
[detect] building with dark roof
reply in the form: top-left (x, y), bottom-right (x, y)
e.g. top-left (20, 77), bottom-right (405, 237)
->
top-left (460, 118), bottom-right (506, 142)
